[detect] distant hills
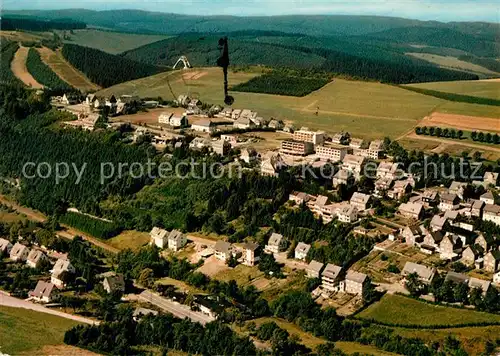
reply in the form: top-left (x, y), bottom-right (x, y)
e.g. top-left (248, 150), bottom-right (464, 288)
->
top-left (4, 9), bottom-right (499, 38)
top-left (2, 9), bottom-right (499, 85)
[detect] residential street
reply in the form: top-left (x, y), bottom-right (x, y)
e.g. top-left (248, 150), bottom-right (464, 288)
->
top-left (0, 292), bottom-right (99, 325)
top-left (138, 290), bottom-right (215, 325)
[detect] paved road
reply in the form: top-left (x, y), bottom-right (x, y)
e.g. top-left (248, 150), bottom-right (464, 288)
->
top-left (138, 290), bottom-right (215, 325)
top-left (0, 292), bottom-right (98, 325)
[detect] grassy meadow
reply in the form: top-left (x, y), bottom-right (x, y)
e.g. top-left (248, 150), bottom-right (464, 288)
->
top-left (107, 230), bottom-right (151, 251)
top-left (408, 80), bottom-right (500, 100)
top-left (61, 29), bottom-right (169, 54)
top-left (0, 306), bottom-right (80, 354)
top-left (357, 294), bottom-right (500, 327)
top-left (406, 53), bottom-right (499, 77)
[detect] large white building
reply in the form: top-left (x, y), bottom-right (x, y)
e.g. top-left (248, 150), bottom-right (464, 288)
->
top-left (292, 128), bottom-right (325, 145)
top-left (315, 144), bottom-right (350, 162)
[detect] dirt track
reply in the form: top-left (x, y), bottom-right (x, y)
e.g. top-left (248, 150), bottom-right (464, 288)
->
top-left (11, 46), bottom-right (44, 89)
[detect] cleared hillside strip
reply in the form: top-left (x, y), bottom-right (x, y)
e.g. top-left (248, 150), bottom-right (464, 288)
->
top-left (0, 41), bottom-right (22, 85)
top-left (10, 46), bottom-right (43, 89)
top-left (37, 46), bottom-right (100, 91)
top-left (26, 48), bottom-right (73, 91)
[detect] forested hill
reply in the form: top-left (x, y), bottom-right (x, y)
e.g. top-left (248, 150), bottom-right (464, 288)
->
top-left (61, 44), bottom-right (165, 88)
top-left (122, 33), bottom-right (478, 84)
top-left (4, 9), bottom-right (498, 38)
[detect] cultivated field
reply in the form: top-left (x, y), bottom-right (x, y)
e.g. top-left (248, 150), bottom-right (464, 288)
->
top-left (11, 46), bottom-right (43, 89)
top-left (0, 306), bottom-right (81, 354)
top-left (0, 30), bottom-right (52, 43)
top-left (419, 112), bottom-right (500, 133)
top-left (98, 67), bottom-right (446, 139)
top-left (357, 294), bottom-right (500, 326)
top-left (37, 47), bottom-right (100, 91)
top-left (60, 29), bottom-right (169, 54)
top-left (407, 79), bottom-right (500, 100)
top-left (406, 53), bottom-right (500, 77)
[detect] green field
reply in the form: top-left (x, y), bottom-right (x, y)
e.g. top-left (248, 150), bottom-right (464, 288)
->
top-left (107, 230), bottom-right (150, 251)
top-left (0, 306), bottom-right (80, 354)
top-left (408, 80), bottom-right (500, 100)
top-left (406, 53), bottom-right (500, 77)
top-left (358, 294), bottom-right (500, 327)
top-left (61, 29), bottom-right (169, 54)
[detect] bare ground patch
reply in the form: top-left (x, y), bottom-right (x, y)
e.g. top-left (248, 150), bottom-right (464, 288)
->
top-left (11, 46), bottom-right (43, 89)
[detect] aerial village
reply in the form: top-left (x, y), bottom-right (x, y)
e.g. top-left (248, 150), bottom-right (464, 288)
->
top-left (4, 89), bottom-right (498, 321)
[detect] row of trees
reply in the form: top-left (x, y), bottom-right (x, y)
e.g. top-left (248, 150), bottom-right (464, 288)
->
top-left (415, 126), bottom-right (464, 139)
top-left (0, 41), bottom-right (21, 86)
top-left (231, 72), bottom-right (330, 96)
top-left (415, 126), bottom-right (500, 145)
top-left (0, 16), bottom-right (86, 31)
top-left (26, 48), bottom-right (73, 91)
top-left (61, 44), bottom-right (163, 88)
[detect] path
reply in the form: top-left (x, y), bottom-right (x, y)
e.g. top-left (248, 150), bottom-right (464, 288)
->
top-left (0, 195), bottom-right (119, 254)
top-left (138, 290), bottom-right (215, 325)
top-left (0, 292), bottom-right (99, 325)
top-left (37, 47), bottom-right (100, 91)
top-left (299, 107), bottom-right (415, 122)
top-left (11, 46), bottom-right (43, 89)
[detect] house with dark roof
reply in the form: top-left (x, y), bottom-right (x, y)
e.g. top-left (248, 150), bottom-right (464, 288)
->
top-left (30, 281), bottom-right (57, 303)
top-left (241, 242), bottom-right (260, 266)
top-left (102, 273), bottom-right (125, 294)
top-left (321, 264), bottom-right (343, 291)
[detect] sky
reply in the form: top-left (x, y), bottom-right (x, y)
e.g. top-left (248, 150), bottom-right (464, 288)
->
top-left (2, 0), bottom-right (500, 22)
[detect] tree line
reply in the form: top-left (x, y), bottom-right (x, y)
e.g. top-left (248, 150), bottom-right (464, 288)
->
top-left (61, 44), bottom-right (164, 88)
top-left (60, 212), bottom-right (122, 239)
top-left (0, 16), bottom-right (86, 31)
top-left (26, 48), bottom-right (74, 91)
top-left (401, 86), bottom-right (500, 106)
top-left (416, 126), bottom-right (500, 145)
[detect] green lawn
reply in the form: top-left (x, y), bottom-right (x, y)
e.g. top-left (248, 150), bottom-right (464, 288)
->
top-left (357, 294), bottom-right (500, 327)
top-left (0, 306), bottom-right (80, 354)
top-left (61, 29), bottom-right (169, 54)
top-left (408, 80), bottom-right (500, 100)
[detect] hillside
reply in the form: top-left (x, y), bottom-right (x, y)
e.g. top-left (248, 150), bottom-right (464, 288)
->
top-left (122, 33), bottom-right (478, 84)
top-left (61, 44), bottom-right (165, 88)
top-left (407, 80), bottom-right (500, 100)
top-left (60, 29), bottom-right (169, 54)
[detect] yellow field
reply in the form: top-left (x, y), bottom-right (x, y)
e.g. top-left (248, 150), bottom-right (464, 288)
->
top-left (407, 53), bottom-right (500, 77)
top-left (37, 47), bottom-right (100, 91)
top-left (107, 230), bottom-right (150, 251)
top-left (0, 30), bottom-right (52, 43)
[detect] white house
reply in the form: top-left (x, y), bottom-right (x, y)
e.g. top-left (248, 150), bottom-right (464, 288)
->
top-left (0, 238), bottom-right (13, 256)
top-left (265, 233), bottom-right (287, 254)
top-left (480, 191), bottom-right (495, 205)
top-left (350, 192), bottom-right (371, 211)
top-left (51, 259), bottom-right (75, 288)
top-left (150, 227), bottom-right (169, 249)
top-left (168, 229), bottom-right (187, 252)
top-left (10, 243), bottom-right (30, 262)
top-left (214, 240), bottom-right (233, 261)
top-left (338, 205), bottom-right (358, 223)
top-left (294, 242), bottom-right (311, 260)
top-left (30, 281), bottom-right (57, 303)
top-left (483, 204), bottom-right (500, 226)
top-left (191, 119), bottom-right (215, 133)
top-left (26, 250), bottom-right (47, 269)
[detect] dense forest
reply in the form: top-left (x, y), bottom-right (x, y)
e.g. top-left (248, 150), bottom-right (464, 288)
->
top-left (0, 41), bottom-right (22, 86)
top-left (0, 16), bottom-right (86, 31)
top-left (26, 48), bottom-right (73, 91)
top-left (123, 33), bottom-right (478, 84)
top-left (232, 72), bottom-right (330, 96)
top-left (60, 212), bottom-right (122, 239)
top-left (458, 55), bottom-right (500, 73)
top-left (61, 44), bottom-right (164, 87)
